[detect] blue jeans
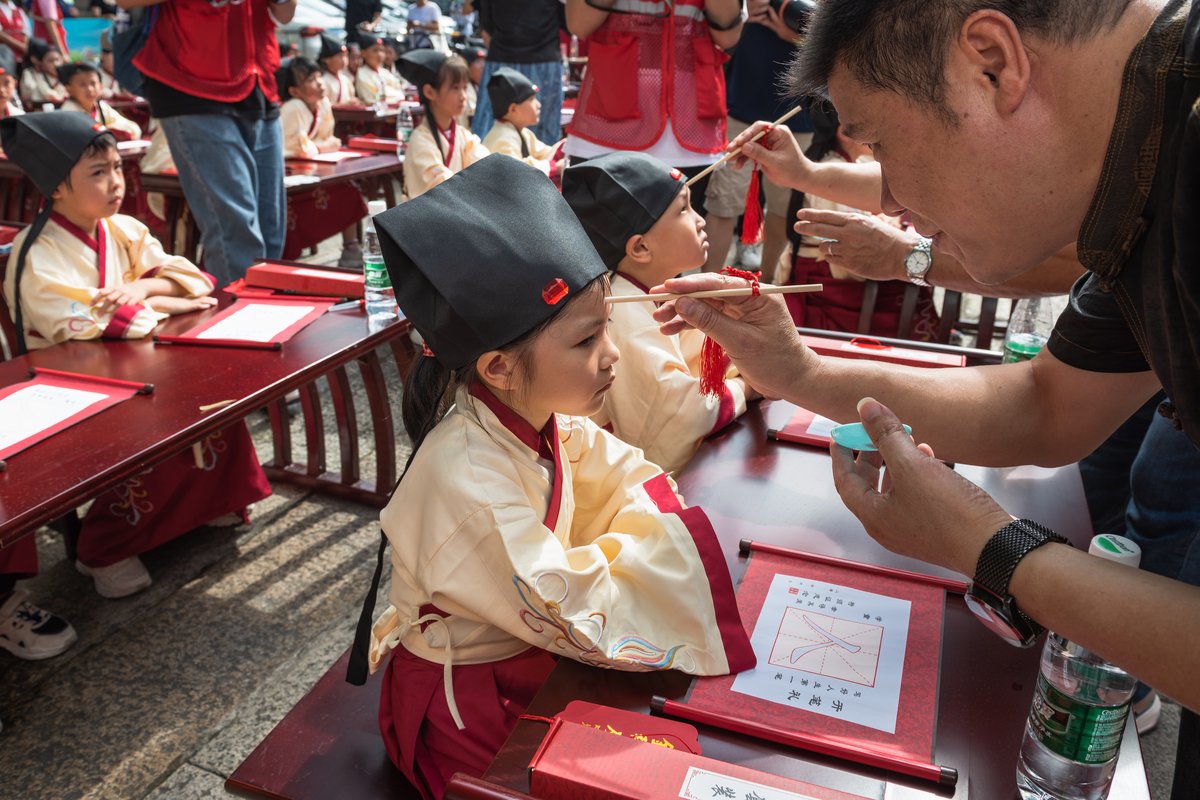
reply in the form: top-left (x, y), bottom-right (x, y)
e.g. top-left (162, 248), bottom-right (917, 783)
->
top-left (1080, 395), bottom-right (1200, 585)
top-left (472, 59), bottom-right (564, 147)
top-left (160, 113), bottom-right (286, 286)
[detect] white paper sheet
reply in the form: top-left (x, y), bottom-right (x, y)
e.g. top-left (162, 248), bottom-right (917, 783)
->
top-left (0, 384), bottom-right (110, 452)
top-left (196, 303), bottom-right (318, 342)
top-left (731, 573), bottom-right (911, 734)
top-left (677, 767), bottom-right (819, 800)
top-left (805, 414), bottom-right (837, 438)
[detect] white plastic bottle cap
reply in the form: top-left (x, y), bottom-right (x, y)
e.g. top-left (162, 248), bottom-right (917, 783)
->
top-left (1088, 534), bottom-right (1141, 568)
top-left (367, 199), bottom-right (388, 218)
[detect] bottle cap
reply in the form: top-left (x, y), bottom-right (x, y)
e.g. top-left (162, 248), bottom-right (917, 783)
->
top-left (1088, 534), bottom-right (1141, 568)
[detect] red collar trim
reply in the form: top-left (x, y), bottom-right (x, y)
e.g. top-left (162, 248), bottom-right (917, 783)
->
top-left (50, 212), bottom-right (100, 252)
top-left (468, 381), bottom-right (555, 459)
top-left (615, 271), bottom-right (651, 293)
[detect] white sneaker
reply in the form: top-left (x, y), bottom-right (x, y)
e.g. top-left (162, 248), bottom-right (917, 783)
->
top-left (76, 556), bottom-right (152, 599)
top-left (1133, 691), bottom-right (1162, 735)
top-left (0, 590), bottom-right (78, 660)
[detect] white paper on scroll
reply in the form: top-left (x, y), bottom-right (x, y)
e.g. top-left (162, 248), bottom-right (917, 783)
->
top-left (731, 573), bottom-right (911, 734)
top-left (196, 303), bottom-right (318, 342)
top-left (805, 414), bottom-right (837, 438)
top-left (0, 383), bottom-right (109, 452)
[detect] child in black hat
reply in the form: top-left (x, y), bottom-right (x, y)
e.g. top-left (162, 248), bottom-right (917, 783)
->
top-left (562, 151), bottom-right (759, 474)
top-left (479, 67), bottom-right (563, 179)
top-left (59, 62), bottom-right (142, 140)
top-left (351, 155), bottom-right (752, 799)
top-left (18, 38), bottom-right (65, 107)
top-left (0, 68), bottom-right (23, 118)
top-left (354, 31), bottom-right (408, 106)
top-left (317, 32), bottom-right (356, 106)
top-left (398, 49), bottom-right (486, 198)
top-left (0, 111), bottom-right (270, 601)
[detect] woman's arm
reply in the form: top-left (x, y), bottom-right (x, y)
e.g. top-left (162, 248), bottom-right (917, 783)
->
top-left (705, 0), bottom-right (743, 49)
top-left (565, 0), bottom-right (609, 39)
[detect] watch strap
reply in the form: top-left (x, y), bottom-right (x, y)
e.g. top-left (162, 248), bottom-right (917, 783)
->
top-left (974, 519), bottom-right (1070, 631)
top-left (904, 236), bottom-right (933, 286)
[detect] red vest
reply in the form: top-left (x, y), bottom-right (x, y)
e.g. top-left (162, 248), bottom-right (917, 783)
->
top-left (570, 0), bottom-right (729, 155)
top-left (135, 0), bottom-right (280, 104)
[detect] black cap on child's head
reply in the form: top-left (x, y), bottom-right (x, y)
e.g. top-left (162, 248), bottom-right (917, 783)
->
top-left (318, 32), bottom-right (346, 61)
top-left (561, 152), bottom-right (686, 270)
top-left (486, 67), bottom-right (537, 119)
top-left (373, 155), bottom-right (608, 370)
top-left (354, 30), bottom-right (382, 50)
top-left (397, 48), bottom-right (446, 91)
top-left (0, 111), bottom-right (115, 197)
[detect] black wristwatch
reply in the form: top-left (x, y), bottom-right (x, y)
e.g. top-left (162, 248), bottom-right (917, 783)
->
top-left (964, 519), bottom-right (1071, 648)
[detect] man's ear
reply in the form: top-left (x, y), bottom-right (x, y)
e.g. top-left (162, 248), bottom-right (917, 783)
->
top-left (957, 9), bottom-right (1031, 116)
top-left (624, 233), bottom-right (652, 265)
top-left (476, 349), bottom-right (518, 393)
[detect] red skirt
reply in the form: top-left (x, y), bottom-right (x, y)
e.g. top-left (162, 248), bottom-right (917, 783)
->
top-left (281, 183), bottom-right (367, 260)
top-left (0, 535), bottom-right (38, 577)
top-left (379, 645), bottom-right (557, 800)
top-left (786, 256), bottom-right (940, 342)
top-left (75, 422), bottom-right (271, 568)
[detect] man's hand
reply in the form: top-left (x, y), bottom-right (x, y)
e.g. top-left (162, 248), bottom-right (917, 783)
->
top-left (795, 209), bottom-right (918, 282)
top-left (831, 398), bottom-right (1014, 576)
top-left (145, 295), bottom-right (218, 315)
top-left (726, 120), bottom-right (811, 189)
top-left (650, 273), bottom-right (813, 401)
top-left (747, 0), bottom-right (799, 42)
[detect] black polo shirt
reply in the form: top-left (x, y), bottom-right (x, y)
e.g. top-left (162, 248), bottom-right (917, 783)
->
top-left (1047, 0), bottom-right (1200, 446)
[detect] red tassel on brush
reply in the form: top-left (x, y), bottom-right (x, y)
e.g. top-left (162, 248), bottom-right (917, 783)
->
top-left (699, 267), bottom-right (762, 398)
top-left (740, 167), bottom-right (764, 245)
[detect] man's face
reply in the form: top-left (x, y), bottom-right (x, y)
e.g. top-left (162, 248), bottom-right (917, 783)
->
top-left (828, 64), bottom-right (1073, 284)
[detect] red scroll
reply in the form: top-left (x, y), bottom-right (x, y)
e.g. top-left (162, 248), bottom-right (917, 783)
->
top-left (154, 298), bottom-right (334, 350)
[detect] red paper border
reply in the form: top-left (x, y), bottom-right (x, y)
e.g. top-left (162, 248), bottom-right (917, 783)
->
top-left (683, 550), bottom-right (943, 764)
top-left (173, 299), bottom-right (334, 345)
top-left (769, 405), bottom-right (833, 449)
top-left (0, 375), bottom-right (137, 460)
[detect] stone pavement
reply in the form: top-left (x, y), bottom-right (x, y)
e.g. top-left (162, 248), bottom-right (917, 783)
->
top-left (0, 241), bottom-right (1183, 799)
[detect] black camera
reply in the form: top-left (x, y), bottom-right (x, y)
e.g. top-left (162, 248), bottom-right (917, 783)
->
top-left (767, 0), bottom-right (816, 34)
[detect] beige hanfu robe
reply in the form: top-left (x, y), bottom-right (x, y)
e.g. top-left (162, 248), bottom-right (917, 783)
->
top-left (480, 120), bottom-right (558, 176)
top-left (401, 118), bottom-right (487, 198)
top-left (279, 96), bottom-right (339, 159)
top-left (355, 64), bottom-right (406, 106)
top-left (62, 97), bottom-right (142, 140)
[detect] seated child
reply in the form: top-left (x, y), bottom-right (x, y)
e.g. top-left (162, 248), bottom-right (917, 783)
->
top-left (317, 32), bottom-right (356, 106)
top-left (0, 68), bottom-right (24, 117)
top-left (785, 104), bottom-right (940, 340)
top-left (458, 48), bottom-right (484, 129)
top-left (59, 62), bottom-right (142, 140)
top-left (18, 38), bottom-right (66, 106)
top-left (98, 30), bottom-right (120, 97)
top-left (562, 152), bottom-right (759, 474)
top-left (0, 112), bottom-right (272, 600)
top-left (354, 32), bottom-right (406, 106)
top-left (398, 49), bottom-right (487, 198)
top-left (276, 57), bottom-right (364, 267)
top-left (480, 67), bottom-right (562, 179)
top-left (356, 155), bottom-right (753, 799)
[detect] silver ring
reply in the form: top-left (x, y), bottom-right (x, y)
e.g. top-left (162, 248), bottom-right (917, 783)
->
top-left (828, 242), bottom-right (836, 257)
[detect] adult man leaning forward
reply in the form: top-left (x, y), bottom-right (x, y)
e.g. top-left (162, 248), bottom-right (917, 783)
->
top-left (654, 0), bottom-right (1200, 792)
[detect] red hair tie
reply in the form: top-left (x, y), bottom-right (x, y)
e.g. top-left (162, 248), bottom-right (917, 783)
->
top-left (421, 341), bottom-right (435, 358)
top-left (699, 267), bottom-right (762, 397)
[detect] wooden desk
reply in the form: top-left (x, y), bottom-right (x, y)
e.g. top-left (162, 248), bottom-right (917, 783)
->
top-left (139, 153), bottom-right (403, 263)
top-left (482, 401), bottom-right (1152, 799)
top-left (0, 293), bottom-right (415, 549)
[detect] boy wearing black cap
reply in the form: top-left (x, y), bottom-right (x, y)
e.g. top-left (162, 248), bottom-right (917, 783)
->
top-left (18, 38), bottom-right (65, 106)
top-left (0, 112), bottom-right (271, 600)
top-left (399, 49), bottom-right (487, 198)
top-left (479, 66), bottom-right (562, 178)
top-left (317, 33), bottom-right (356, 106)
top-left (60, 62), bottom-right (142, 140)
top-left (354, 31), bottom-right (408, 106)
top-left (353, 155), bottom-right (752, 799)
top-left (563, 152), bottom-right (759, 474)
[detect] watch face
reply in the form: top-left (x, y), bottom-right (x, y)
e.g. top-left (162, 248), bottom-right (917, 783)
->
top-left (905, 250), bottom-right (932, 275)
top-left (964, 592), bottom-right (1033, 648)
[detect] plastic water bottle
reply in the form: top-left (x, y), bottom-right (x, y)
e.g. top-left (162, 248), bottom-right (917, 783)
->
top-left (396, 105), bottom-right (414, 154)
top-left (1015, 534), bottom-right (1142, 800)
top-left (1003, 297), bottom-right (1055, 363)
top-left (363, 200), bottom-right (397, 330)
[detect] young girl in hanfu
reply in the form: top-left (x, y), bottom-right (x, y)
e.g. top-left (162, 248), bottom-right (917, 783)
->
top-left (398, 49), bottom-right (487, 198)
top-left (350, 155), bottom-right (753, 799)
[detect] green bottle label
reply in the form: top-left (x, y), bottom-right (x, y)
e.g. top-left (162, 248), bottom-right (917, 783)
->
top-left (1027, 673), bottom-right (1128, 763)
top-left (1003, 333), bottom-right (1047, 363)
top-left (364, 259), bottom-right (391, 291)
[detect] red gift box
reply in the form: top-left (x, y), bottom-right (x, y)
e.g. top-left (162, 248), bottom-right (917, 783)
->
top-left (800, 334), bottom-right (965, 368)
top-left (347, 135), bottom-right (402, 153)
top-left (529, 716), bottom-right (871, 800)
top-left (244, 262), bottom-right (364, 298)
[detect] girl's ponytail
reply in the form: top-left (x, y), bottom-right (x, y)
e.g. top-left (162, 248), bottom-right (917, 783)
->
top-left (400, 353), bottom-right (455, 456)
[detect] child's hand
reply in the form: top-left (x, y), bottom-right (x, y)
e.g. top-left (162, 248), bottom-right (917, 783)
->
top-left (145, 295), bottom-right (219, 315)
top-left (92, 282), bottom-right (151, 313)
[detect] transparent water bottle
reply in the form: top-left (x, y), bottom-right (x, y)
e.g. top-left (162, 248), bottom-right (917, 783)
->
top-left (1003, 297), bottom-right (1055, 363)
top-left (396, 105), bottom-right (414, 155)
top-left (1015, 534), bottom-right (1142, 800)
top-left (363, 200), bottom-right (397, 330)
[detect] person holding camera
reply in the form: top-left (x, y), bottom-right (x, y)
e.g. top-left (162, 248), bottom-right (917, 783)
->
top-left (703, 0), bottom-right (812, 277)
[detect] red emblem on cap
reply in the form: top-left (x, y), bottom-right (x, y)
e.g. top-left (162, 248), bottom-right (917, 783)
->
top-left (92, 123), bottom-right (106, 132)
top-left (669, 168), bottom-right (682, 181)
top-left (541, 278), bottom-right (569, 306)
top-left (532, 84), bottom-right (539, 92)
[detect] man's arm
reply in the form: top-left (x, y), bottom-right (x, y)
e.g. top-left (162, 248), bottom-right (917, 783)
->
top-left (270, 0), bottom-right (297, 25)
top-left (834, 399), bottom-right (1200, 714)
top-left (704, 0), bottom-right (743, 49)
top-left (650, 272), bottom-right (1161, 466)
top-left (565, 0), bottom-right (609, 39)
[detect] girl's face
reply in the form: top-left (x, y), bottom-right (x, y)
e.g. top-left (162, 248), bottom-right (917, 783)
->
top-left (347, 47), bottom-right (363, 73)
top-left (53, 146), bottom-right (125, 220)
top-left (38, 50), bottom-right (63, 77)
top-left (363, 43), bottom-right (385, 69)
top-left (0, 76), bottom-right (15, 104)
top-left (423, 79), bottom-right (469, 119)
top-left (486, 285), bottom-right (619, 427)
top-left (506, 95), bottom-right (541, 129)
top-left (290, 69), bottom-right (325, 106)
top-left (324, 51), bottom-right (347, 73)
